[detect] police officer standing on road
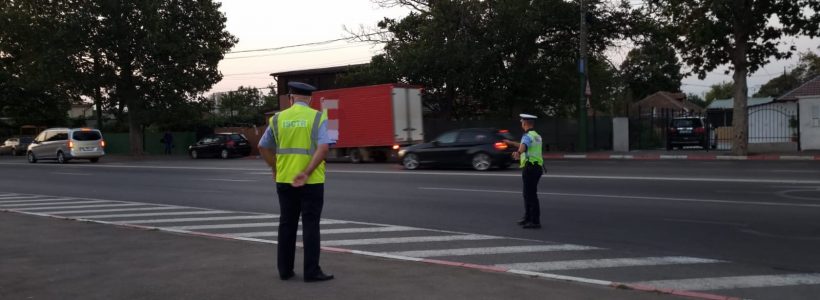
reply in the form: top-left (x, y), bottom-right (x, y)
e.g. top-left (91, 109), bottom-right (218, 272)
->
top-left (504, 114), bottom-right (544, 229)
top-left (258, 81), bottom-right (335, 282)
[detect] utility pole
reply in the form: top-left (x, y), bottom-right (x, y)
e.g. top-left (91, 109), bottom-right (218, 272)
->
top-left (577, 0), bottom-right (588, 152)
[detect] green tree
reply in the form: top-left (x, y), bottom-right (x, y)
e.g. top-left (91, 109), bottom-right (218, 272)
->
top-left (620, 44), bottom-right (683, 101)
top-left (650, 0), bottom-right (820, 155)
top-left (755, 51), bottom-right (820, 97)
top-left (687, 93), bottom-right (707, 109)
top-left (352, 0), bottom-right (634, 119)
top-left (704, 81), bottom-right (734, 102)
top-left (0, 0), bottom-right (236, 155)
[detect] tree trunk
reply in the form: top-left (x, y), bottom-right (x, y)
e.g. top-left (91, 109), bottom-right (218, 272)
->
top-left (731, 2), bottom-right (749, 156)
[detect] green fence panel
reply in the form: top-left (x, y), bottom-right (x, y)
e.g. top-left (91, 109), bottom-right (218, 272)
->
top-left (103, 132), bottom-right (197, 155)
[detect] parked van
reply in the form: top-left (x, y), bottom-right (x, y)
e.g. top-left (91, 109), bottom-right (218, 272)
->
top-left (27, 128), bottom-right (105, 163)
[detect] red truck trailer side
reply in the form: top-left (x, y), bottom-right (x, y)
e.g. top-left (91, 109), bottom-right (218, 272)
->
top-left (283, 84), bottom-right (424, 162)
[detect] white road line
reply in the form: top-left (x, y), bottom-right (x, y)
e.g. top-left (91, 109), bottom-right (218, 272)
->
top-left (0, 198), bottom-right (76, 204)
top-left (0, 195), bottom-right (47, 201)
top-left (165, 220), bottom-right (348, 230)
top-left (0, 200), bottom-right (110, 208)
top-left (419, 187), bottom-right (820, 208)
top-left (497, 256), bottom-right (722, 272)
top-left (386, 244), bottom-right (600, 258)
top-left (230, 226), bottom-right (417, 238)
top-left (0, 193), bottom-right (20, 197)
top-left (322, 234), bottom-right (498, 247)
top-left (76, 211), bottom-right (234, 219)
top-left (661, 218), bottom-right (748, 227)
top-left (123, 215), bottom-right (278, 224)
top-left (42, 206), bottom-right (186, 215)
top-left (17, 203), bottom-right (145, 211)
top-left (637, 273), bottom-right (820, 291)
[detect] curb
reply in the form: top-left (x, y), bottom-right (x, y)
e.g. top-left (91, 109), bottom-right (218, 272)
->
top-left (543, 153), bottom-right (820, 161)
top-left (2, 208), bottom-right (741, 300)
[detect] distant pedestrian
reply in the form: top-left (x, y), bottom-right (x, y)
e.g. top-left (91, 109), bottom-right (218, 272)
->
top-left (257, 81), bottom-right (334, 282)
top-left (504, 114), bottom-right (544, 229)
top-left (162, 131), bottom-right (174, 155)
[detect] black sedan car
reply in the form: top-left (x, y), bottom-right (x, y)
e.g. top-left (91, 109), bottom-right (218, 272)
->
top-left (189, 133), bottom-right (252, 159)
top-left (398, 128), bottom-right (516, 171)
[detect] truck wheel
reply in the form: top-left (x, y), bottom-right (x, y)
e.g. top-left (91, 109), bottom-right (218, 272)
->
top-left (402, 153), bottom-right (420, 170)
top-left (472, 153), bottom-right (491, 171)
top-left (349, 149), bottom-right (363, 163)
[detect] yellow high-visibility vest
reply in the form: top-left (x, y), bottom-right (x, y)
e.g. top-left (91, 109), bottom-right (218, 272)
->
top-left (270, 104), bottom-right (327, 184)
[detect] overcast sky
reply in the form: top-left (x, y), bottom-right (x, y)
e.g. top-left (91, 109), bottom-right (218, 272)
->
top-left (212, 1), bottom-right (819, 97)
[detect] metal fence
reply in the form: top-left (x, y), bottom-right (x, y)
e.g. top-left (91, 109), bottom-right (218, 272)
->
top-left (630, 104), bottom-right (800, 151)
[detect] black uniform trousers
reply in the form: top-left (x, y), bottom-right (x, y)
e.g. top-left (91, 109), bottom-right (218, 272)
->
top-left (522, 162), bottom-right (543, 224)
top-left (276, 183), bottom-right (324, 277)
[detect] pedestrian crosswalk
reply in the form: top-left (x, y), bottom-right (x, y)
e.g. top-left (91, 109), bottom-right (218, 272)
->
top-left (2, 192), bottom-right (819, 299)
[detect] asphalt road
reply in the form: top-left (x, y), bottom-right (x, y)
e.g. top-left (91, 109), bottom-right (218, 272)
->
top-left (1, 156), bottom-right (819, 299)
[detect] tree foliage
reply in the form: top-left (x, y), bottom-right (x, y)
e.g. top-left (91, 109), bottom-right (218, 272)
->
top-left (0, 0), bottom-right (237, 154)
top-left (704, 81), bottom-right (734, 102)
top-left (619, 43), bottom-right (683, 102)
top-left (347, 0), bottom-right (638, 119)
top-left (755, 51), bottom-right (820, 97)
top-left (650, 0), bottom-right (820, 155)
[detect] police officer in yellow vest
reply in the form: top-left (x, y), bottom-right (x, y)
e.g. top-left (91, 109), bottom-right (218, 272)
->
top-left (258, 81), bottom-right (334, 282)
top-left (503, 114), bottom-right (544, 229)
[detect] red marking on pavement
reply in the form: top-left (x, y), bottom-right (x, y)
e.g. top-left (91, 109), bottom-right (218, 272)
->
top-left (322, 246), bottom-right (353, 253)
top-left (815, 155), bottom-right (820, 161)
top-left (422, 259), bottom-right (464, 267)
top-left (687, 155), bottom-right (717, 160)
top-left (633, 154), bottom-right (660, 160)
top-left (462, 263), bottom-right (508, 273)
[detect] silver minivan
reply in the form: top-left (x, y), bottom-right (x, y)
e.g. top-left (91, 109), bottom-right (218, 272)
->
top-left (27, 128), bottom-right (106, 163)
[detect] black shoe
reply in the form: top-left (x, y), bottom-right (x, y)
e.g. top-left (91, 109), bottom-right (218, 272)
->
top-left (522, 222), bottom-right (541, 229)
top-left (517, 218), bottom-right (528, 226)
top-left (280, 271), bottom-right (295, 280)
top-left (304, 272), bottom-right (334, 282)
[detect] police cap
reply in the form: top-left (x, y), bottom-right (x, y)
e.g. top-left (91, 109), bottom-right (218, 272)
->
top-left (519, 113), bottom-right (538, 120)
top-left (288, 81), bottom-right (317, 96)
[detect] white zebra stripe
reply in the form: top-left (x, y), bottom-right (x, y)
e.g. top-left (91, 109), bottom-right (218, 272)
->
top-left (75, 211), bottom-right (234, 219)
top-left (322, 235), bottom-right (498, 247)
top-left (165, 220), bottom-right (348, 230)
top-left (0, 200), bottom-right (110, 208)
top-left (230, 226), bottom-right (417, 238)
top-left (498, 256), bottom-right (722, 272)
top-left (123, 215), bottom-right (278, 224)
top-left (386, 244), bottom-right (600, 258)
top-left (18, 203), bottom-right (145, 211)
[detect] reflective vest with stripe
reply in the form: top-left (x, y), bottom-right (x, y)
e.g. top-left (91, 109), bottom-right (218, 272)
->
top-left (270, 104), bottom-right (327, 184)
top-left (520, 130), bottom-right (544, 168)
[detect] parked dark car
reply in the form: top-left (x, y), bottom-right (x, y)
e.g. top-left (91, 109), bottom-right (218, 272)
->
top-left (188, 133), bottom-right (251, 159)
top-left (398, 128), bottom-right (516, 171)
top-left (1, 136), bottom-right (34, 156)
top-left (666, 117), bottom-right (717, 150)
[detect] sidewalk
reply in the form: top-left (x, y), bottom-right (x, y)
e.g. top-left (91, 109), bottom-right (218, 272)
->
top-left (0, 212), bottom-right (685, 300)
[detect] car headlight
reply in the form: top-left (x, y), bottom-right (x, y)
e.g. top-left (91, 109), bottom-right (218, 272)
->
top-left (398, 149), bottom-right (406, 157)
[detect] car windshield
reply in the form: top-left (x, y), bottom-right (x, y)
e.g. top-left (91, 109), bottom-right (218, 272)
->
top-left (672, 119), bottom-right (702, 128)
top-left (73, 131), bottom-right (101, 141)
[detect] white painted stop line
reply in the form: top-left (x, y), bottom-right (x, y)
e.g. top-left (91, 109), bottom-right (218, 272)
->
top-left (637, 273), bottom-right (820, 291)
top-left (497, 256), bottom-right (723, 272)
